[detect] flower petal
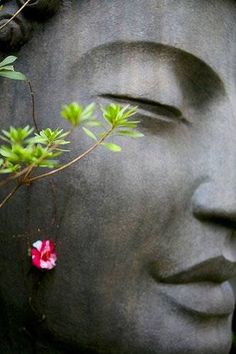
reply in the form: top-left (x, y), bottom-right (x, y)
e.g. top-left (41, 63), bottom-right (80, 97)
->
top-left (31, 252), bottom-right (42, 269)
top-left (32, 240), bottom-right (42, 251)
top-left (40, 258), bottom-right (56, 270)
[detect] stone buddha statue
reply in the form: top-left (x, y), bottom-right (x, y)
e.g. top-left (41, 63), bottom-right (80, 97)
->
top-left (0, 1), bottom-right (236, 353)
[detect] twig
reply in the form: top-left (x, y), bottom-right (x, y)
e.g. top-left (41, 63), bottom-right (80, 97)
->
top-left (0, 182), bottom-right (21, 208)
top-left (27, 80), bottom-right (39, 133)
top-left (0, 0), bottom-right (32, 31)
top-left (0, 166), bottom-right (29, 188)
top-left (25, 128), bottom-right (113, 183)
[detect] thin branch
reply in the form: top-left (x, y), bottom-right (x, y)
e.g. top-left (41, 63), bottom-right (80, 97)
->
top-left (0, 0), bottom-right (32, 31)
top-left (27, 80), bottom-right (39, 133)
top-left (21, 164), bottom-right (36, 182)
top-left (26, 128), bottom-right (113, 183)
top-left (0, 166), bottom-right (30, 188)
top-left (0, 182), bottom-right (21, 208)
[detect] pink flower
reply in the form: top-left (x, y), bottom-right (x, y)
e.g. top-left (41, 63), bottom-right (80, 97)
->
top-left (31, 240), bottom-right (57, 270)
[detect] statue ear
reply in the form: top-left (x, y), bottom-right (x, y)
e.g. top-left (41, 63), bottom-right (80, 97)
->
top-left (16, 0), bottom-right (60, 20)
top-left (0, 0), bottom-right (60, 51)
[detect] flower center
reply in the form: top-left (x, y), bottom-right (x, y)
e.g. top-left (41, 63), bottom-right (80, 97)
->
top-left (42, 251), bottom-right (51, 261)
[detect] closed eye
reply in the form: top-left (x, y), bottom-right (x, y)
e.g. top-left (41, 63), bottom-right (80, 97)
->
top-left (98, 93), bottom-right (189, 125)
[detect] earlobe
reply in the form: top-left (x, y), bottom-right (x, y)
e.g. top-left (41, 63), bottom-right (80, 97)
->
top-left (0, 0), bottom-right (60, 51)
top-left (16, 0), bottom-right (60, 20)
top-left (0, 8), bottom-right (32, 51)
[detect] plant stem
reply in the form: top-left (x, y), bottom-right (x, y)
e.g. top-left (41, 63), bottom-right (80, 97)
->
top-left (0, 167), bottom-right (29, 188)
top-left (0, 0), bottom-right (32, 31)
top-left (0, 182), bottom-right (21, 208)
top-left (25, 127), bottom-right (113, 183)
top-left (27, 80), bottom-right (39, 133)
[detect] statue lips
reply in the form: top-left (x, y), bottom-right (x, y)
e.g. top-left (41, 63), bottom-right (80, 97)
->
top-left (158, 281), bottom-right (234, 317)
top-left (151, 256), bottom-right (236, 317)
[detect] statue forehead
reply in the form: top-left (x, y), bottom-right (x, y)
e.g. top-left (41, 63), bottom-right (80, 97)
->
top-left (2, 0), bottom-right (236, 65)
top-left (1, 1), bottom-right (235, 97)
top-left (60, 0), bottom-right (235, 95)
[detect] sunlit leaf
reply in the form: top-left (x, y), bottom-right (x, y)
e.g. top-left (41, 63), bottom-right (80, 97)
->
top-left (0, 70), bottom-right (27, 81)
top-left (101, 142), bottom-right (121, 152)
top-left (117, 130), bottom-right (144, 138)
top-left (0, 56), bottom-right (17, 68)
top-left (0, 65), bottom-right (14, 72)
top-left (82, 127), bottom-right (97, 141)
top-left (84, 120), bottom-right (102, 127)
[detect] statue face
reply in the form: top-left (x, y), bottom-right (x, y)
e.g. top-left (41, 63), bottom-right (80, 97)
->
top-left (0, 1), bottom-right (236, 353)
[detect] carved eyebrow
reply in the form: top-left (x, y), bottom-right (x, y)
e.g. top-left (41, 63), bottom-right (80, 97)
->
top-left (79, 41), bottom-right (225, 84)
top-left (76, 41), bottom-right (226, 105)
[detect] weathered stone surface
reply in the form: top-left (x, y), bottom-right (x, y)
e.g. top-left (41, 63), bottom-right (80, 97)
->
top-left (0, 1), bottom-right (236, 353)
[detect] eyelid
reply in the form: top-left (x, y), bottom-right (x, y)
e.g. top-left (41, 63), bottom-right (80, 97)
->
top-left (98, 94), bottom-right (188, 124)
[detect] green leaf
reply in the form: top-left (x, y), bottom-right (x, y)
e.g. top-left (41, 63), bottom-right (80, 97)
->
top-left (82, 127), bottom-right (97, 141)
top-left (101, 142), bottom-right (121, 152)
top-left (100, 103), bottom-right (138, 128)
top-left (61, 102), bottom-right (96, 127)
top-left (1, 126), bottom-right (34, 144)
top-left (0, 56), bottom-right (17, 68)
top-left (0, 163), bottom-right (20, 174)
top-left (61, 102), bottom-right (81, 126)
top-left (0, 70), bottom-right (27, 81)
top-left (84, 120), bottom-right (102, 127)
top-left (37, 159), bottom-right (59, 168)
top-left (116, 104), bottom-right (130, 120)
top-left (0, 146), bottom-right (14, 158)
top-left (117, 130), bottom-right (144, 138)
top-left (119, 107), bottom-right (137, 120)
top-left (118, 121), bottom-right (140, 128)
top-left (0, 65), bottom-right (14, 72)
top-left (80, 102), bottom-right (95, 120)
top-left (29, 128), bottom-right (70, 146)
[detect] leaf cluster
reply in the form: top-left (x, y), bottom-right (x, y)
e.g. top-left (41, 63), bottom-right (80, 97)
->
top-left (0, 126), bottom-right (70, 173)
top-left (60, 102), bottom-right (143, 152)
top-left (61, 102), bottom-right (97, 127)
top-left (29, 128), bottom-right (70, 149)
top-left (0, 101), bottom-right (143, 176)
top-left (95, 103), bottom-right (143, 151)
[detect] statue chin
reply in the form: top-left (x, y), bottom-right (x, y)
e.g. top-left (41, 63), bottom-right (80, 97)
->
top-left (0, 1), bottom-right (236, 353)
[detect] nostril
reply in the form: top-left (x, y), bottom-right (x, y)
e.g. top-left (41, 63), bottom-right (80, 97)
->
top-left (192, 181), bottom-right (236, 228)
top-left (193, 205), bottom-right (236, 228)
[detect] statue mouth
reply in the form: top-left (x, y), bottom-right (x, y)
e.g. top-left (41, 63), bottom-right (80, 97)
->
top-left (153, 256), bottom-right (236, 284)
top-left (150, 256), bottom-right (236, 317)
top-left (158, 281), bottom-right (234, 317)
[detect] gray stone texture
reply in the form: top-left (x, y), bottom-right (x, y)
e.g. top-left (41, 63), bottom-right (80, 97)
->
top-left (0, 0), bottom-right (236, 353)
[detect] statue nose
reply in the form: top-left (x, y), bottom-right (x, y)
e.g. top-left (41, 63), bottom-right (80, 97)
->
top-left (192, 179), bottom-right (236, 228)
